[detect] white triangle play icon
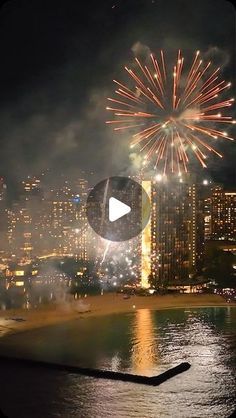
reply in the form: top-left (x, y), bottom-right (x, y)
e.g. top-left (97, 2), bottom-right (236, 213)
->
top-left (109, 197), bottom-right (131, 222)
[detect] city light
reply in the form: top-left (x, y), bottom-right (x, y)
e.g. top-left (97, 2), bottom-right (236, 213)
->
top-left (141, 181), bottom-right (152, 289)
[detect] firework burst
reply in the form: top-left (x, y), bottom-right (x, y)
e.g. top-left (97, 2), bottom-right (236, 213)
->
top-left (106, 50), bottom-right (235, 175)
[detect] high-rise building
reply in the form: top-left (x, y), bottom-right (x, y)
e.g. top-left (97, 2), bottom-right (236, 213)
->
top-left (7, 203), bottom-right (34, 259)
top-left (0, 177), bottom-right (7, 203)
top-left (7, 176), bottom-right (45, 260)
top-left (0, 177), bottom-right (8, 254)
top-left (49, 178), bottom-right (88, 259)
top-left (211, 186), bottom-right (236, 241)
top-left (141, 175), bottom-right (204, 286)
top-left (22, 177), bottom-right (41, 194)
top-left (203, 196), bottom-right (212, 241)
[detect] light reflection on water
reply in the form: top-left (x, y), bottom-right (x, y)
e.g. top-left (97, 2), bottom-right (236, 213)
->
top-left (0, 307), bottom-right (235, 418)
top-left (131, 309), bottom-right (159, 375)
top-left (0, 318), bottom-right (15, 337)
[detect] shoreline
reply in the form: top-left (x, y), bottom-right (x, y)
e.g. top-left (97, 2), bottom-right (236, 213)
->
top-left (0, 293), bottom-right (235, 337)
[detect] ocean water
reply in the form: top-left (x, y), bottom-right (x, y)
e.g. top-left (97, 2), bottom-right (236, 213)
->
top-left (0, 307), bottom-right (235, 418)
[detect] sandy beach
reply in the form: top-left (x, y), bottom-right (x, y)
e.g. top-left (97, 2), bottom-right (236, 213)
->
top-left (0, 293), bottom-right (234, 337)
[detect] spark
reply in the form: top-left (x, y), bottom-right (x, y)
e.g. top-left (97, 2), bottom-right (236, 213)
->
top-left (155, 174), bottom-right (162, 181)
top-left (106, 50), bottom-right (234, 173)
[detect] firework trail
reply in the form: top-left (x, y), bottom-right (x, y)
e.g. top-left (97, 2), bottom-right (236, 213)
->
top-left (101, 240), bottom-right (111, 265)
top-left (106, 50), bottom-right (235, 175)
top-left (99, 178), bottom-right (109, 236)
top-left (92, 179), bottom-right (111, 270)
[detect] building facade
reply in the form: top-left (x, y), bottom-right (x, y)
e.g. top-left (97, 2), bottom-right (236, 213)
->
top-left (141, 176), bottom-right (204, 286)
top-left (211, 186), bottom-right (236, 241)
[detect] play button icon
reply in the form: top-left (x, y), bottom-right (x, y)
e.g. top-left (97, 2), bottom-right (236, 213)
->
top-left (109, 197), bottom-right (131, 222)
top-left (86, 176), bottom-right (151, 241)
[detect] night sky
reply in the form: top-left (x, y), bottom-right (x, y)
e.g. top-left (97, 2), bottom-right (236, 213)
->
top-left (0, 0), bottom-right (235, 197)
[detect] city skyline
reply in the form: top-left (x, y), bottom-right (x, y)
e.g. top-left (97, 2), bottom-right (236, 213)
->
top-left (0, 0), bottom-right (235, 201)
top-left (0, 171), bottom-right (235, 293)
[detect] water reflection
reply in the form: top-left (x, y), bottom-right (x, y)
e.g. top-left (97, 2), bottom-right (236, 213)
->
top-left (0, 307), bottom-right (235, 417)
top-left (0, 318), bottom-right (15, 337)
top-left (131, 309), bottom-right (159, 375)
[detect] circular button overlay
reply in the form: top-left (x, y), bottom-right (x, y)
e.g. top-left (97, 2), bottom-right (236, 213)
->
top-left (86, 176), bottom-right (151, 241)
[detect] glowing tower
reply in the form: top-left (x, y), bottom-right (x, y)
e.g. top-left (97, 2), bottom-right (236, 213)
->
top-left (141, 180), bottom-right (152, 288)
